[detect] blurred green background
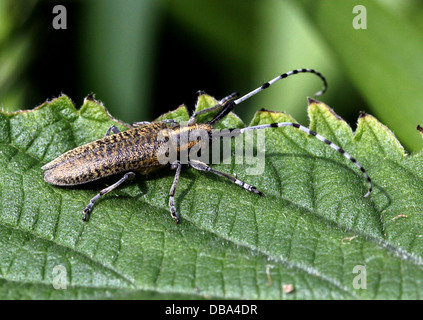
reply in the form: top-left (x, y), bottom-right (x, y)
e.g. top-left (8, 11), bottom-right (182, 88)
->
top-left (1, 0), bottom-right (423, 151)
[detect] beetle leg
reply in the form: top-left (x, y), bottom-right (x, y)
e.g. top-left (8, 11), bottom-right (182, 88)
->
top-left (169, 161), bottom-right (182, 223)
top-left (188, 92), bottom-right (240, 125)
top-left (132, 121), bottom-right (151, 127)
top-left (82, 171), bottom-right (136, 221)
top-left (160, 119), bottom-right (179, 126)
top-left (133, 120), bottom-right (177, 127)
top-left (188, 159), bottom-right (262, 195)
top-left (105, 125), bottom-right (120, 137)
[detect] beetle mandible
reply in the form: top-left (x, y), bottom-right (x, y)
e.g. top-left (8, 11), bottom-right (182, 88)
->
top-left (42, 68), bottom-right (372, 223)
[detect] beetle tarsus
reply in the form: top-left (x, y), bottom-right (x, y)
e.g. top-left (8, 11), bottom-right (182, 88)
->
top-left (82, 208), bottom-right (91, 221)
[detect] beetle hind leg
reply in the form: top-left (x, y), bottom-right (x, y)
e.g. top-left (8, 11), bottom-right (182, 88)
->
top-left (82, 171), bottom-right (136, 221)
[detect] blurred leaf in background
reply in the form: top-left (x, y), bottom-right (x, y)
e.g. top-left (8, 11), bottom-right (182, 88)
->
top-left (0, 0), bottom-right (38, 110)
top-left (78, 0), bottom-right (160, 122)
top-left (1, 0), bottom-right (423, 151)
top-left (299, 0), bottom-right (423, 152)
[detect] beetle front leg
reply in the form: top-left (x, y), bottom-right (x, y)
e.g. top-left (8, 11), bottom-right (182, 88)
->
top-left (82, 171), bottom-right (136, 221)
top-left (169, 161), bottom-right (182, 223)
top-left (188, 92), bottom-right (240, 125)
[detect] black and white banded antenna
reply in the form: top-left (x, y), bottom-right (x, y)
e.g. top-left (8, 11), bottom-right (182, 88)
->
top-left (208, 68), bottom-right (327, 126)
top-left (240, 123), bottom-right (372, 198)
top-left (233, 68), bottom-right (326, 105)
top-left (210, 68), bottom-right (372, 198)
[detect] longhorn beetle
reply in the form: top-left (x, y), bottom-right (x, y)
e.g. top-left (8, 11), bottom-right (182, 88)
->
top-left (42, 68), bottom-right (372, 223)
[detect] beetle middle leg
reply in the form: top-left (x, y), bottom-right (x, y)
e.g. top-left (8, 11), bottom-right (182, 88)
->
top-left (188, 159), bottom-right (262, 195)
top-left (82, 171), bottom-right (136, 221)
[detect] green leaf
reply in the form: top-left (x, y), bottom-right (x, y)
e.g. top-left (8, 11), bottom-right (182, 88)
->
top-left (299, 0), bottom-right (423, 152)
top-left (1, 94), bottom-right (423, 299)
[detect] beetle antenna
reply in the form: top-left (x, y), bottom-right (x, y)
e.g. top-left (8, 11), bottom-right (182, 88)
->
top-left (208, 68), bottom-right (327, 126)
top-left (239, 122), bottom-right (372, 198)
